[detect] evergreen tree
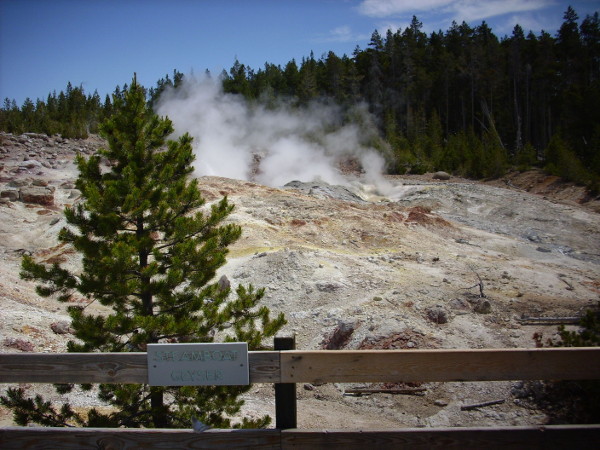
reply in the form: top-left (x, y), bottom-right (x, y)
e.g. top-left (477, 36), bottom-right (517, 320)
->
top-left (1, 76), bottom-right (285, 429)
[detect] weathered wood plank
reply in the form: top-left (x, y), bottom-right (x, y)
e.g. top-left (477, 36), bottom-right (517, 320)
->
top-left (3, 348), bottom-right (600, 385)
top-left (280, 348), bottom-right (600, 383)
top-left (0, 353), bottom-right (149, 383)
top-left (0, 351), bottom-right (280, 384)
top-left (250, 351), bottom-right (281, 383)
top-left (281, 425), bottom-right (600, 450)
top-left (3, 425), bottom-right (598, 450)
top-left (0, 427), bottom-right (281, 449)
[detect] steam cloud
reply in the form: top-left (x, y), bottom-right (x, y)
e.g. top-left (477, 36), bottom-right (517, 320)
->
top-left (156, 76), bottom-right (391, 191)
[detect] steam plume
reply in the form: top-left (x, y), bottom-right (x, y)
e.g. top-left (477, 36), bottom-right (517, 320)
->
top-left (156, 76), bottom-right (391, 191)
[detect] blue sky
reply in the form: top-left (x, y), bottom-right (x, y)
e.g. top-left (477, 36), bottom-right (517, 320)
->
top-left (1, 0), bottom-right (598, 106)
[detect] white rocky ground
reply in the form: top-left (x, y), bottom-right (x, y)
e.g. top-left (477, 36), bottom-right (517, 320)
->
top-left (1, 132), bottom-right (599, 428)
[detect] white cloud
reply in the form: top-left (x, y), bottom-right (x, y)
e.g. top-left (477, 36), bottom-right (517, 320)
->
top-left (358, 0), bottom-right (454, 17)
top-left (376, 21), bottom-right (405, 33)
top-left (453, 0), bottom-right (554, 23)
top-left (494, 11), bottom-right (561, 35)
top-left (330, 25), bottom-right (353, 41)
top-left (316, 25), bottom-right (371, 43)
top-left (358, 0), bottom-right (555, 23)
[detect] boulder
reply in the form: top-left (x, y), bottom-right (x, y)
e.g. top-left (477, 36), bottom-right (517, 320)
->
top-left (449, 297), bottom-right (470, 311)
top-left (432, 171), bottom-right (451, 180)
top-left (426, 306), bottom-right (449, 324)
top-left (4, 337), bottom-right (34, 352)
top-left (321, 320), bottom-right (356, 350)
top-left (217, 274), bottom-right (231, 292)
top-left (19, 186), bottom-right (54, 206)
top-left (50, 321), bottom-right (73, 335)
top-left (19, 159), bottom-right (43, 169)
top-left (316, 281), bottom-right (343, 292)
top-left (473, 298), bottom-right (492, 314)
top-left (1, 189), bottom-right (19, 202)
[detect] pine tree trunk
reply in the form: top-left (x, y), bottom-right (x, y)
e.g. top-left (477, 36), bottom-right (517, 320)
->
top-left (514, 78), bottom-right (523, 152)
top-left (151, 388), bottom-right (167, 428)
top-left (137, 217), bottom-right (166, 427)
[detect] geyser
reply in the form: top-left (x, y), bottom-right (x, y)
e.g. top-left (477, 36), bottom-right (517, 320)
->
top-left (156, 76), bottom-right (392, 191)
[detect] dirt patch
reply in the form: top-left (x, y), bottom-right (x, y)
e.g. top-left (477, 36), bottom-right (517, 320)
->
top-left (487, 169), bottom-right (600, 213)
top-left (359, 331), bottom-right (440, 351)
top-left (405, 206), bottom-right (452, 228)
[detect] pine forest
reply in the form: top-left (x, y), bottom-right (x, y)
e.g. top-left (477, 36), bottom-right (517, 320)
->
top-left (1, 8), bottom-right (599, 191)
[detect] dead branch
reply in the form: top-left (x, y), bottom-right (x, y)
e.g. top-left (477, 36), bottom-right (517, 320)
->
top-left (517, 316), bottom-right (581, 325)
top-left (459, 265), bottom-right (486, 298)
top-left (344, 388), bottom-right (427, 397)
top-left (557, 275), bottom-right (575, 291)
top-left (385, 298), bottom-right (400, 307)
top-left (461, 399), bottom-right (505, 411)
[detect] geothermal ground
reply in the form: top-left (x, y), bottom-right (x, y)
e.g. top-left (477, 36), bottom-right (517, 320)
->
top-left (1, 132), bottom-right (599, 428)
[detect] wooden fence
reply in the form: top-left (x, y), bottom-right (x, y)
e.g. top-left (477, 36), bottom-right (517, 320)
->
top-left (1, 347), bottom-right (600, 448)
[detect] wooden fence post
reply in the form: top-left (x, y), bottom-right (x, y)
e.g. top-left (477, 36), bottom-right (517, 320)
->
top-left (274, 336), bottom-right (296, 429)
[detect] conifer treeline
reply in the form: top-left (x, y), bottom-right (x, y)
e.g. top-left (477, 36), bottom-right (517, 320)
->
top-left (220, 8), bottom-right (599, 188)
top-left (1, 82), bottom-right (110, 139)
top-left (1, 7), bottom-right (599, 189)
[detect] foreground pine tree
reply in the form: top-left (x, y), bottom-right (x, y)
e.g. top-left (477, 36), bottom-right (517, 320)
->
top-left (1, 76), bottom-right (285, 428)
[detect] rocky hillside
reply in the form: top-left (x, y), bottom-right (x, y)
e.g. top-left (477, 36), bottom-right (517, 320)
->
top-left (1, 132), bottom-right (599, 428)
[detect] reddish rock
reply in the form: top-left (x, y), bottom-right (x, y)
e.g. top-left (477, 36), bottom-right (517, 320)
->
top-left (19, 186), bottom-right (54, 206)
top-left (51, 321), bottom-right (73, 334)
top-left (1, 189), bottom-right (19, 202)
top-left (4, 337), bottom-right (34, 352)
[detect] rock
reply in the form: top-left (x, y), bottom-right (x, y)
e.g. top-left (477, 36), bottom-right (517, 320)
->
top-left (19, 186), bottom-right (54, 206)
top-left (284, 180), bottom-right (365, 203)
top-left (473, 299), bottom-right (492, 314)
top-left (19, 159), bottom-right (43, 169)
top-left (525, 230), bottom-right (542, 243)
top-left (50, 321), bottom-right (73, 334)
top-left (4, 337), bottom-right (34, 352)
top-left (426, 306), bottom-right (449, 324)
top-left (233, 270), bottom-right (251, 279)
top-left (511, 382), bottom-right (528, 399)
top-left (8, 179), bottom-right (29, 188)
top-left (434, 399), bottom-right (449, 407)
top-left (68, 189), bottom-right (81, 199)
top-left (316, 281), bottom-right (343, 292)
top-left (303, 383), bottom-right (315, 391)
top-left (217, 274), bottom-right (231, 292)
top-left (449, 298), bottom-right (470, 311)
top-left (321, 320), bottom-right (356, 350)
top-left (23, 132), bottom-right (48, 140)
top-left (1, 189), bottom-right (19, 202)
top-left (432, 171), bottom-right (451, 180)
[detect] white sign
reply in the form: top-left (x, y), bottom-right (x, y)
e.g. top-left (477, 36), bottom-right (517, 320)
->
top-left (147, 342), bottom-right (249, 386)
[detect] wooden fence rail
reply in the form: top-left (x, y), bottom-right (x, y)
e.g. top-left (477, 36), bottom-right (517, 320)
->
top-left (2, 347), bottom-right (599, 384)
top-left (1, 347), bottom-right (600, 449)
top-left (1, 425), bottom-right (599, 449)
